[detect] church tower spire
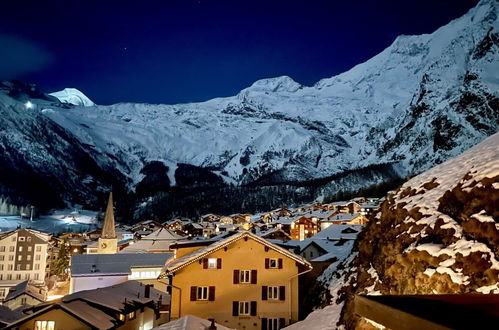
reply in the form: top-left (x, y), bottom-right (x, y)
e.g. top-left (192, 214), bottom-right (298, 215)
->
top-left (98, 192), bottom-right (118, 254)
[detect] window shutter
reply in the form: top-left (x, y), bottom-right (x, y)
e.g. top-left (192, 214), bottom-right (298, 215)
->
top-left (190, 286), bottom-right (197, 301)
top-left (261, 286), bottom-right (268, 300)
top-left (278, 258), bottom-right (283, 269)
top-left (251, 269), bottom-right (257, 284)
top-left (233, 270), bottom-right (240, 284)
top-left (232, 301), bottom-right (239, 316)
top-left (265, 258), bottom-right (269, 269)
top-left (279, 318), bottom-right (286, 329)
top-left (217, 258), bottom-right (222, 269)
top-left (279, 286), bottom-right (285, 301)
top-left (209, 286), bottom-right (215, 301)
top-left (203, 258), bottom-right (208, 269)
top-left (262, 318), bottom-right (268, 330)
top-left (250, 301), bottom-right (257, 316)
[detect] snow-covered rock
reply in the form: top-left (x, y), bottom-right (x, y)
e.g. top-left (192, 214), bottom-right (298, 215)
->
top-left (49, 88), bottom-right (95, 107)
top-left (317, 130), bottom-right (499, 329)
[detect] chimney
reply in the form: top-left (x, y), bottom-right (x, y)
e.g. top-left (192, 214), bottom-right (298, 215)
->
top-left (145, 284), bottom-right (153, 298)
top-left (208, 319), bottom-right (217, 330)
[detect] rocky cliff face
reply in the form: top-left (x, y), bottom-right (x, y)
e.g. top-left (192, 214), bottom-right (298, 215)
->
top-left (0, 0), bottom-right (498, 219)
top-left (314, 132), bottom-right (499, 329)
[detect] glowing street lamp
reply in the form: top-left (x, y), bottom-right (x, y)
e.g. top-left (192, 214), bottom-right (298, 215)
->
top-left (25, 101), bottom-right (34, 109)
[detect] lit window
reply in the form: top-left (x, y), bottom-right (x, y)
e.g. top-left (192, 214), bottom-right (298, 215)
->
top-left (19, 246), bottom-right (23, 252)
top-left (197, 286), bottom-right (208, 300)
top-left (240, 270), bottom-right (251, 283)
top-left (128, 311), bottom-right (136, 320)
top-left (34, 321), bottom-right (55, 330)
top-left (27, 255), bottom-right (31, 261)
top-left (239, 301), bottom-right (250, 315)
top-left (26, 264), bottom-right (31, 270)
top-left (28, 246), bottom-right (32, 252)
top-left (268, 286), bottom-right (279, 300)
top-left (118, 314), bottom-right (125, 321)
top-left (18, 255), bottom-right (22, 261)
top-left (207, 258), bottom-right (217, 269)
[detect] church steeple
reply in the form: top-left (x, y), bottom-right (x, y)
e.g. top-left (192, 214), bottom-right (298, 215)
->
top-left (101, 192), bottom-right (116, 239)
top-left (98, 192), bottom-right (118, 254)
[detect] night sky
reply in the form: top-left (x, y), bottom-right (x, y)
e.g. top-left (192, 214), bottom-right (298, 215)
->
top-left (0, 0), bottom-right (478, 105)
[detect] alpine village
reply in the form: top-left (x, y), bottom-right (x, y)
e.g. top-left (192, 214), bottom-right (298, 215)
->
top-left (0, 0), bottom-right (498, 330)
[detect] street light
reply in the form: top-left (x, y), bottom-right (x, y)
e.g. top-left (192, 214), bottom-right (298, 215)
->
top-left (25, 101), bottom-right (34, 109)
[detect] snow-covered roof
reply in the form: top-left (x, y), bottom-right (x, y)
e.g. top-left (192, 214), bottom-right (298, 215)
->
top-left (142, 228), bottom-right (184, 240)
top-left (324, 213), bottom-right (362, 222)
top-left (313, 224), bottom-right (362, 240)
top-left (153, 315), bottom-right (234, 330)
top-left (160, 231), bottom-right (311, 277)
top-left (8, 281), bottom-right (168, 330)
top-left (71, 253), bottom-right (173, 276)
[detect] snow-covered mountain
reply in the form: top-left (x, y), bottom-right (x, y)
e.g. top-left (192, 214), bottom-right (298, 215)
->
top-left (49, 88), bottom-right (95, 107)
top-left (0, 0), bottom-right (497, 218)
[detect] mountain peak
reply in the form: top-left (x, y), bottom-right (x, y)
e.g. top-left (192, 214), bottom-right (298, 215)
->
top-left (244, 76), bottom-right (302, 93)
top-left (49, 88), bottom-right (95, 107)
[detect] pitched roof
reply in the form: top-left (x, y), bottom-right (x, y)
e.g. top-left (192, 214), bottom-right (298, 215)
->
top-left (153, 315), bottom-right (234, 330)
top-left (4, 281), bottom-right (45, 302)
top-left (142, 228), bottom-right (184, 240)
top-left (7, 281), bottom-right (169, 330)
top-left (160, 231), bottom-right (311, 277)
top-left (0, 305), bottom-right (24, 326)
top-left (313, 224), bottom-right (362, 240)
top-left (71, 253), bottom-right (173, 276)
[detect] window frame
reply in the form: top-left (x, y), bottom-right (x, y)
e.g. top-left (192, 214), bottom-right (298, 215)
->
top-left (34, 320), bottom-right (55, 330)
top-left (207, 258), bottom-right (217, 269)
top-left (268, 258), bottom-right (278, 269)
top-left (240, 270), bottom-right (251, 283)
top-left (268, 286), bottom-right (279, 300)
top-left (239, 301), bottom-right (250, 316)
top-left (196, 286), bottom-right (209, 300)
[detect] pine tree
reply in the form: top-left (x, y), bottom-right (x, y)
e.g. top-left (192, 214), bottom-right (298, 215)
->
top-left (51, 242), bottom-right (69, 278)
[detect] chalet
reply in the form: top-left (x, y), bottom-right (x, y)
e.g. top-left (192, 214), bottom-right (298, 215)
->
top-left (231, 213), bottom-right (252, 225)
top-left (322, 213), bottom-right (367, 227)
top-left (359, 200), bottom-right (381, 217)
top-left (183, 223), bottom-right (203, 237)
top-left (120, 228), bottom-right (184, 253)
top-left (1, 280), bottom-right (46, 311)
top-left (159, 231), bottom-right (312, 330)
top-left (131, 220), bottom-right (164, 234)
top-left (219, 216), bottom-right (234, 224)
top-left (6, 281), bottom-right (170, 330)
top-left (258, 228), bottom-right (292, 241)
top-left (69, 253), bottom-right (173, 294)
top-left (276, 216), bottom-right (320, 241)
top-left (200, 214), bottom-right (221, 224)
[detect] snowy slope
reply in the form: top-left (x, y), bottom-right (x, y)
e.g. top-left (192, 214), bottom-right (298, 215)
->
top-left (303, 131), bottom-right (499, 329)
top-left (49, 88), bottom-right (95, 107)
top-left (43, 0), bottom-right (498, 190)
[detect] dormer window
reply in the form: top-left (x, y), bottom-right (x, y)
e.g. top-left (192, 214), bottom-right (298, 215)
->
top-left (207, 258), bottom-right (217, 269)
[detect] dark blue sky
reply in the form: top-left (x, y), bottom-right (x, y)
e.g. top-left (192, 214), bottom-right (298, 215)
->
top-left (0, 0), bottom-right (478, 105)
